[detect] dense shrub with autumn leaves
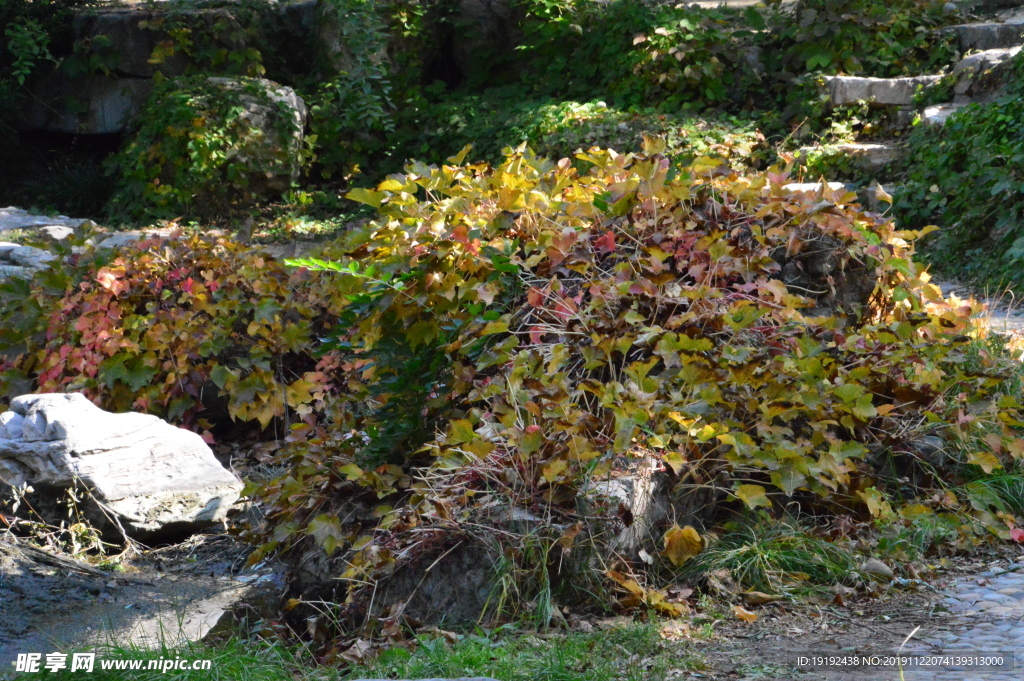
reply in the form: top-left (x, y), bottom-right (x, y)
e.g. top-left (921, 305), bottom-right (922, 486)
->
top-left (242, 143), bottom-right (1024, 637)
top-left (0, 233), bottom-right (344, 435)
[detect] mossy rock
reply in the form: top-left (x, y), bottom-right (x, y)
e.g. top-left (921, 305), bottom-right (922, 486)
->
top-left (109, 76), bottom-right (307, 219)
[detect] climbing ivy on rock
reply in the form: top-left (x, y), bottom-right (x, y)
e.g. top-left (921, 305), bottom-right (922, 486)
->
top-left (107, 76), bottom-right (308, 219)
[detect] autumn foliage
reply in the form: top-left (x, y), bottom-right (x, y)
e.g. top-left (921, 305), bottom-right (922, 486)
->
top-left (0, 234), bottom-right (342, 434)
top-left (240, 143), bottom-right (1024, 632)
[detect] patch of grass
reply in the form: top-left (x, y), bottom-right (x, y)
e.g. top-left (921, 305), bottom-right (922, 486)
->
top-left (875, 512), bottom-right (966, 562)
top-left (9, 157), bottom-right (114, 218)
top-left (43, 638), bottom-right (306, 681)
top-left (349, 623), bottom-right (706, 681)
top-left (679, 516), bottom-right (858, 594)
top-left (35, 625), bottom-right (705, 681)
top-left (960, 471), bottom-right (1024, 517)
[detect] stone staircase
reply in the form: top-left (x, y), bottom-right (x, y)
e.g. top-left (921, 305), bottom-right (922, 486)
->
top-left (797, 2), bottom-right (1024, 211)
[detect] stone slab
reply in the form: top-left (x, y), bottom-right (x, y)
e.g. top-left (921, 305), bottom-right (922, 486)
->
top-left (825, 75), bottom-right (943, 106)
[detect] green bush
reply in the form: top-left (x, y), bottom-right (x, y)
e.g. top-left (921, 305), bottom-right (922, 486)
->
top-left (766, 0), bottom-right (960, 78)
top-left (249, 145), bottom-right (1024, 635)
top-left (391, 91), bottom-right (770, 171)
top-left (0, 0), bottom-right (95, 130)
top-left (895, 54), bottom-right (1024, 287)
top-left (107, 76), bottom-right (308, 219)
top-left (515, 0), bottom-right (761, 109)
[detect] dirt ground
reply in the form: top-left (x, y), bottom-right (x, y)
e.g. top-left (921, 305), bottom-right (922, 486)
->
top-left (0, 533), bottom-right (281, 678)
top-left (693, 548), bottom-right (1024, 681)
top-left (2, 527), bottom-right (1022, 681)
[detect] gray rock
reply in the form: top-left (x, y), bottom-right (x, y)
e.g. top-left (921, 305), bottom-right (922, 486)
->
top-left (349, 679), bottom-right (499, 681)
top-left (952, 46), bottom-right (1022, 103)
top-left (148, 77), bottom-right (306, 208)
top-left (71, 7), bottom-right (247, 80)
top-left (88, 228), bottom-right (180, 251)
top-left (6, 245), bottom-right (56, 269)
top-left (922, 103), bottom-right (968, 126)
top-left (825, 75), bottom-right (943, 106)
top-left (20, 75), bottom-right (153, 135)
top-left (782, 181), bottom-right (848, 193)
top-left (862, 557), bottom-right (896, 581)
top-left (36, 225), bottom-right (76, 241)
top-left (0, 207), bottom-right (87, 233)
top-left (946, 22), bottom-right (1024, 51)
top-left (0, 393), bottom-right (242, 540)
top-left (907, 435), bottom-right (948, 464)
top-left (0, 264), bottom-right (31, 279)
top-left (312, 0), bottom-right (388, 76)
top-left (799, 143), bottom-right (899, 173)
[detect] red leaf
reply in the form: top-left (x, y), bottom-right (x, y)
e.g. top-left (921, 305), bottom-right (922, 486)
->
top-left (529, 325), bottom-right (545, 344)
top-left (594, 231), bottom-right (616, 254)
top-left (1010, 528), bottom-right (1024, 543)
top-left (527, 287), bottom-right (545, 307)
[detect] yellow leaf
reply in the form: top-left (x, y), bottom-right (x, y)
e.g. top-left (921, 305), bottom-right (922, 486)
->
top-left (340, 463), bottom-right (364, 481)
top-left (662, 524), bottom-right (703, 566)
top-left (663, 451), bottom-right (686, 475)
top-left (606, 570), bottom-right (646, 598)
top-left (732, 605), bottom-right (758, 623)
top-left (856, 487), bottom-right (894, 518)
top-left (968, 450), bottom-right (1003, 474)
top-left (449, 419), bottom-right (476, 444)
top-left (542, 458), bottom-right (568, 482)
top-left (346, 187), bottom-right (384, 208)
top-left (735, 484), bottom-right (770, 510)
top-left (481, 320), bottom-right (509, 335)
top-left (285, 378), bottom-right (317, 407)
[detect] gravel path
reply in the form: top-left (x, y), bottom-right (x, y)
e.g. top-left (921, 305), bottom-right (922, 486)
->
top-left (900, 561), bottom-right (1024, 681)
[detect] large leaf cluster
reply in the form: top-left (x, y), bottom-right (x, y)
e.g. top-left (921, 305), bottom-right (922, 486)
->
top-left (765, 0), bottom-right (959, 78)
top-left (0, 233), bottom-right (343, 431)
top-left (250, 144), bottom-right (1024, 616)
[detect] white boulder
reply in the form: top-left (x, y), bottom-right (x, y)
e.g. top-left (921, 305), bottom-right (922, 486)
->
top-left (0, 393), bottom-right (242, 539)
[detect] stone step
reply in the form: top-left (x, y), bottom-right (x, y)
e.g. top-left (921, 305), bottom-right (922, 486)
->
top-left (951, 45), bottom-right (1022, 102)
top-left (945, 22), bottom-right (1024, 50)
top-left (966, 0), bottom-right (1024, 12)
top-left (825, 75), bottom-right (942, 107)
top-left (922, 103), bottom-right (969, 126)
top-left (782, 181), bottom-right (849, 193)
top-left (798, 143), bottom-right (900, 173)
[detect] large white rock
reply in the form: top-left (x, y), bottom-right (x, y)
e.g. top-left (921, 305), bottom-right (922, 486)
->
top-left (0, 394), bottom-right (242, 539)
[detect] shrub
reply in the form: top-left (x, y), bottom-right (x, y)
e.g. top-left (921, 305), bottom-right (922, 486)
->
top-left (392, 92), bottom-right (770, 172)
top-left (515, 0), bottom-right (761, 108)
top-left (765, 0), bottom-right (960, 78)
top-left (0, 232), bottom-right (343, 433)
top-left (0, 0), bottom-right (94, 130)
top-left (248, 143), bottom-right (1024, 635)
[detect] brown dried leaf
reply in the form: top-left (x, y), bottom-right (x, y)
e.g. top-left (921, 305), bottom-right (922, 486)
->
top-left (662, 524), bottom-right (703, 566)
top-left (732, 605), bottom-right (758, 623)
